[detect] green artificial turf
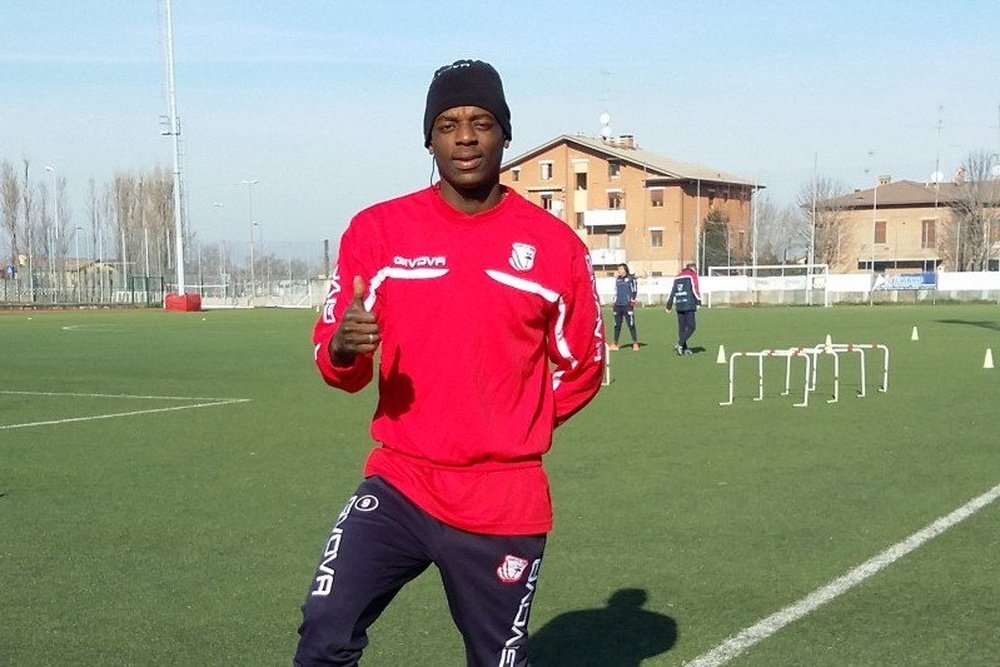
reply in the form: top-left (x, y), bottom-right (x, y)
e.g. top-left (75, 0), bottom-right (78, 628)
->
top-left (1, 304), bottom-right (998, 665)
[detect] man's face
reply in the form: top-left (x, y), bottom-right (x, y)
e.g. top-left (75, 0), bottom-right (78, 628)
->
top-left (429, 106), bottom-right (506, 193)
top-left (617, 266), bottom-right (626, 277)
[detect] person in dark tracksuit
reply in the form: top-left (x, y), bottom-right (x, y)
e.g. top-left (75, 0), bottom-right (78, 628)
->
top-left (665, 263), bottom-right (701, 355)
top-left (610, 263), bottom-right (639, 350)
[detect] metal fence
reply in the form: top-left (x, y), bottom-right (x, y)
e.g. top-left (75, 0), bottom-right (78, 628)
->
top-left (8, 271), bottom-right (999, 310)
top-left (0, 274), bottom-right (164, 308)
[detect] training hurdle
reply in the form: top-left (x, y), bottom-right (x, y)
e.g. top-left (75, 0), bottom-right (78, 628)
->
top-left (806, 342), bottom-right (889, 397)
top-left (720, 349), bottom-right (813, 407)
top-left (720, 340), bottom-right (889, 407)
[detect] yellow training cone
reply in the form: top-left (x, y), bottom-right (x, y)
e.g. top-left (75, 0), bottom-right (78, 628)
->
top-left (911, 326), bottom-right (919, 341)
top-left (985, 348), bottom-right (994, 370)
top-left (716, 344), bottom-right (726, 364)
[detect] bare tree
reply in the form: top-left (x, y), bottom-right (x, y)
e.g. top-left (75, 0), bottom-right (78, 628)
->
top-left (797, 176), bottom-right (852, 270)
top-left (105, 168), bottom-right (174, 280)
top-left (1, 161), bottom-right (20, 267)
top-left (702, 208), bottom-right (731, 268)
top-left (753, 194), bottom-right (802, 265)
top-left (943, 151), bottom-right (1000, 271)
top-left (21, 159), bottom-right (36, 279)
top-left (55, 175), bottom-right (72, 259)
top-left (87, 178), bottom-right (101, 264)
top-left (145, 167), bottom-right (175, 277)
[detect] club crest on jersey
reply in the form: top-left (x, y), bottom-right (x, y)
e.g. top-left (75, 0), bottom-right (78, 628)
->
top-left (496, 554), bottom-right (530, 584)
top-left (509, 243), bottom-right (536, 272)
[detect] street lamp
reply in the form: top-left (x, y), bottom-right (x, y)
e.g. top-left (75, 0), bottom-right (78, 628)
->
top-left (863, 151), bottom-right (878, 307)
top-left (242, 179), bottom-right (259, 299)
top-left (869, 179), bottom-right (879, 307)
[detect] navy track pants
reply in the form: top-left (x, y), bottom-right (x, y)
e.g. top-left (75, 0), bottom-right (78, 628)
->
top-left (294, 476), bottom-right (546, 667)
top-left (677, 310), bottom-right (697, 349)
top-left (612, 304), bottom-right (638, 343)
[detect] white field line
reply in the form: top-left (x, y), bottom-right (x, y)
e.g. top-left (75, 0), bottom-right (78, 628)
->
top-left (1, 391), bottom-right (251, 431)
top-left (686, 480), bottom-right (1000, 667)
top-left (1, 390), bottom-right (244, 402)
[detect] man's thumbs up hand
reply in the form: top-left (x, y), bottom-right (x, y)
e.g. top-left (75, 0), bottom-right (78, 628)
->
top-left (329, 275), bottom-right (381, 366)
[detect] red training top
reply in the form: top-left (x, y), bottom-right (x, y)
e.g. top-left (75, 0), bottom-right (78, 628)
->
top-left (313, 185), bottom-right (605, 535)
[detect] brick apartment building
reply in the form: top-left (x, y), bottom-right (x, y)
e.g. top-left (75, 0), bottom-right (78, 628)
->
top-left (500, 134), bottom-right (758, 277)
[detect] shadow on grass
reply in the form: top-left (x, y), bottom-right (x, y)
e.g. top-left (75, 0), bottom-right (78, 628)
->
top-left (529, 588), bottom-right (677, 666)
top-left (935, 319), bottom-right (1000, 331)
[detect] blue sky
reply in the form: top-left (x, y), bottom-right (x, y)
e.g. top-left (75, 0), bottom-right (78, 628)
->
top-left (2, 0), bottom-right (999, 247)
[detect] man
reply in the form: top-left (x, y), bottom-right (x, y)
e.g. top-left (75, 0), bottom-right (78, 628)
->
top-left (296, 59), bottom-right (605, 666)
top-left (609, 263), bottom-right (639, 351)
top-left (665, 262), bottom-right (701, 355)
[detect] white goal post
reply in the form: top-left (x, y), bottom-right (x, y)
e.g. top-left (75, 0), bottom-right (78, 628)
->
top-left (706, 264), bottom-right (831, 307)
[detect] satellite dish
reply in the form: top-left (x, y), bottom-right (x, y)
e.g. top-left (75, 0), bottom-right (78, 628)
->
top-left (930, 171), bottom-right (944, 184)
top-left (599, 112), bottom-right (611, 125)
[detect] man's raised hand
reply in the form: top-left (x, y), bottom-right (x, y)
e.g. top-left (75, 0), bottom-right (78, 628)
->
top-left (329, 275), bottom-right (381, 366)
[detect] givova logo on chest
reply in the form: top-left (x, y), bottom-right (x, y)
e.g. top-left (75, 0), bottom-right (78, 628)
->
top-left (393, 255), bottom-right (447, 269)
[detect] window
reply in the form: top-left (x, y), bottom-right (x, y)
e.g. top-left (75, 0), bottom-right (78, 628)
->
top-left (540, 161), bottom-right (553, 181)
top-left (511, 168), bottom-right (520, 182)
top-left (874, 220), bottom-right (887, 244)
top-left (991, 220), bottom-right (1000, 244)
top-left (650, 229), bottom-right (663, 247)
top-left (608, 192), bottom-right (623, 209)
top-left (608, 161), bottom-right (620, 178)
top-left (650, 189), bottom-right (664, 207)
top-left (651, 271), bottom-right (663, 277)
top-left (575, 212), bottom-right (585, 228)
top-left (576, 172), bottom-right (587, 190)
top-left (540, 193), bottom-right (553, 211)
top-left (921, 219), bottom-right (936, 249)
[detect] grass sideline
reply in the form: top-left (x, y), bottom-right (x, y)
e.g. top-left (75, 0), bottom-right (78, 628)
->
top-left (1, 305), bottom-right (998, 665)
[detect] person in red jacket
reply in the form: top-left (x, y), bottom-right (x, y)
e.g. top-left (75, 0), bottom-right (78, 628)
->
top-left (295, 59), bottom-right (605, 667)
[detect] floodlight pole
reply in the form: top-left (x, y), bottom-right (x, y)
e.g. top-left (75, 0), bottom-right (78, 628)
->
top-left (163, 0), bottom-right (186, 295)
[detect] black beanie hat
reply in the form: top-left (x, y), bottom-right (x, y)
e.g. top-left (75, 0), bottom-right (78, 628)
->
top-left (423, 59), bottom-right (511, 147)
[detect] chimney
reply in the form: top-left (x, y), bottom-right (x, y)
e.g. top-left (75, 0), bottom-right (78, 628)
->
top-left (616, 134), bottom-right (636, 149)
top-left (878, 174), bottom-right (892, 186)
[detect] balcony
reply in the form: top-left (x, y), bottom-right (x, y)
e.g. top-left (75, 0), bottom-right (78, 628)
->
top-left (590, 248), bottom-right (627, 266)
top-left (582, 208), bottom-right (626, 228)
